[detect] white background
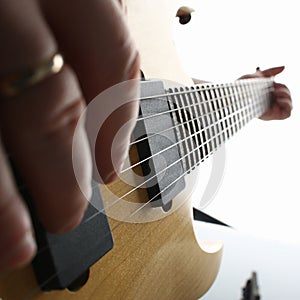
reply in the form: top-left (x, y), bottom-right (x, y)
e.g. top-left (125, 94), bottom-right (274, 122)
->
top-left (172, 1), bottom-right (300, 298)
top-left (173, 0), bottom-right (300, 245)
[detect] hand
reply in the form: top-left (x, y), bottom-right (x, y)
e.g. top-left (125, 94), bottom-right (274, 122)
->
top-left (0, 0), bottom-right (140, 271)
top-left (239, 66), bottom-right (292, 120)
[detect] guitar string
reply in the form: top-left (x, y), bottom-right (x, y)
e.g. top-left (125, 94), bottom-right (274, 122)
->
top-left (137, 78), bottom-right (273, 109)
top-left (22, 99), bottom-right (258, 298)
top-left (69, 82), bottom-right (272, 224)
top-left (29, 82), bottom-right (271, 257)
top-left (130, 82), bottom-right (273, 146)
top-left (122, 85), bottom-right (273, 172)
top-left (133, 78), bottom-right (273, 123)
top-left (28, 84), bottom-right (271, 261)
top-left (104, 86), bottom-right (272, 227)
top-left (87, 88), bottom-right (271, 220)
top-left (22, 85), bottom-right (271, 297)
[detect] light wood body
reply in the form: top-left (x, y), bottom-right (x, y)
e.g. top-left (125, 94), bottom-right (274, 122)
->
top-left (0, 1), bottom-right (223, 299)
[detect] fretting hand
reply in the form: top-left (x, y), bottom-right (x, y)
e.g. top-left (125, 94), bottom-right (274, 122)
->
top-left (239, 66), bottom-right (292, 120)
top-left (0, 0), bottom-right (140, 271)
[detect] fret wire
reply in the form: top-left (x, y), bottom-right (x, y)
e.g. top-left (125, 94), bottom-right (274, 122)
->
top-left (181, 87), bottom-right (197, 170)
top-left (56, 87), bottom-right (272, 234)
top-left (250, 81), bottom-right (258, 117)
top-left (114, 115), bottom-right (244, 225)
top-left (185, 87), bottom-right (201, 165)
top-left (28, 81), bottom-right (273, 267)
top-left (253, 82), bottom-right (267, 116)
top-left (251, 82), bottom-right (260, 117)
top-left (237, 81), bottom-right (248, 127)
top-left (259, 81), bottom-right (267, 115)
top-left (101, 88), bottom-right (270, 221)
top-left (199, 87), bottom-right (213, 154)
top-left (233, 82), bottom-right (243, 127)
top-left (259, 81), bottom-right (268, 114)
top-left (264, 80), bottom-right (273, 113)
top-left (35, 96), bottom-right (264, 265)
top-left (240, 81), bottom-right (252, 121)
top-left (242, 81), bottom-right (256, 122)
top-left (232, 83), bottom-right (241, 135)
top-left (246, 82), bottom-right (256, 119)
top-left (174, 88), bottom-right (192, 171)
top-left (251, 81), bottom-right (265, 117)
top-left (193, 87), bottom-right (210, 158)
top-left (137, 77), bottom-right (273, 102)
top-left (135, 82), bottom-right (273, 124)
top-left (227, 83), bottom-right (238, 137)
top-left (241, 83), bottom-right (252, 122)
top-left (190, 87), bottom-right (203, 163)
top-left (232, 83), bottom-right (243, 131)
top-left (217, 85), bottom-right (230, 140)
top-left (203, 86), bottom-right (218, 151)
top-left (212, 85), bottom-right (224, 145)
top-left (115, 100), bottom-right (259, 222)
top-left (237, 82), bottom-right (251, 127)
top-left (221, 85), bottom-right (231, 142)
top-left (124, 87), bottom-right (271, 174)
top-left (228, 83), bottom-right (239, 135)
top-left (223, 84), bottom-right (234, 138)
top-left (252, 82), bottom-right (262, 116)
top-left (130, 86), bottom-right (270, 148)
top-left (209, 86), bottom-right (222, 148)
top-left (94, 92), bottom-right (263, 222)
top-left (167, 89), bottom-right (187, 171)
top-left (214, 85), bottom-right (227, 144)
top-left (209, 87), bottom-right (221, 149)
top-left (209, 86), bottom-right (221, 147)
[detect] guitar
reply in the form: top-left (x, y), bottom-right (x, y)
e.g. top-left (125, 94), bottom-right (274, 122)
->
top-left (0, 0), bottom-right (274, 299)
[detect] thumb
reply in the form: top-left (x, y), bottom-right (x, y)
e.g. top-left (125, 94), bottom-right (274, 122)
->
top-left (260, 66), bottom-right (285, 77)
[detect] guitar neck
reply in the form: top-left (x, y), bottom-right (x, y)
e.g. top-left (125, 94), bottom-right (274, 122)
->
top-left (167, 78), bottom-right (274, 172)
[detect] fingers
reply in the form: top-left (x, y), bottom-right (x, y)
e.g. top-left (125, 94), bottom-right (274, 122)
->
top-left (40, 0), bottom-right (140, 182)
top-left (260, 83), bottom-right (292, 120)
top-left (239, 66), bottom-right (285, 80)
top-left (259, 66), bottom-right (285, 77)
top-left (1, 67), bottom-right (91, 233)
top-left (0, 140), bottom-right (36, 270)
top-left (0, 0), bottom-right (56, 74)
top-left (0, 0), bottom-right (91, 237)
top-left (0, 0), bottom-right (140, 273)
top-left (238, 66), bottom-right (292, 121)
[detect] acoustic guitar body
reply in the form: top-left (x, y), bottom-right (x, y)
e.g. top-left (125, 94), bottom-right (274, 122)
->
top-left (0, 1), bottom-right (223, 299)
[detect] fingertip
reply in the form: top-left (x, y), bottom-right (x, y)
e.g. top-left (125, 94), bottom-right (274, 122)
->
top-left (0, 199), bottom-right (37, 271)
top-left (0, 232), bottom-right (37, 271)
top-left (262, 66), bottom-right (285, 77)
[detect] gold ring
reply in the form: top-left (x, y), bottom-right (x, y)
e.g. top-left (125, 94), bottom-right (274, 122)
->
top-left (0, 53), bottom-right (64, 98)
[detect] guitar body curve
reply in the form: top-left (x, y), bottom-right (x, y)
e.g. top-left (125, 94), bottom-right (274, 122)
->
top-left (0, 1), bottom-right (223, 299)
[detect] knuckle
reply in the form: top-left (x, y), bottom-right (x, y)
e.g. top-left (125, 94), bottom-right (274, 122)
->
top-left (45, 96), bottom-right (85, 138)
top-left (116, 35), bottom-right (141, 81)
top-left (18, 66), bottom-right (85, 138)
top-left (0, 0), bottom-right (56, 74)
